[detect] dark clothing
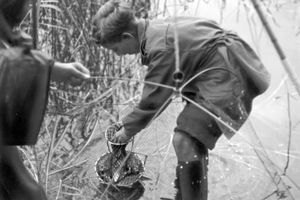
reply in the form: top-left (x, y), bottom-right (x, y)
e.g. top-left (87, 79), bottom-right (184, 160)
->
top-left (0, 37), bottom-right (52, 200)
top-left (122, 17), bottom-right (270, 149)
top-left (0, 146), bottom-right (47, 200)
top-left (0, 40), bottom-right (53, 145)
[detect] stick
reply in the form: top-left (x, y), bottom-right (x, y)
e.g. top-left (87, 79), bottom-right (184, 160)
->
top-left (31, 0), bottom-right (40, 49)
top-left (251, 0), bottom-right (300, 96)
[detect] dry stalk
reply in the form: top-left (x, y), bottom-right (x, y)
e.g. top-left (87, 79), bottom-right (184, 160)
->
top-left (45, 116), bottom-right (61, 193)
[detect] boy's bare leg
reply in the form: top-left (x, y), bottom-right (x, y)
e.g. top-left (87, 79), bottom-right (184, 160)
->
top-left (172, 131), bottom-right (208, 200)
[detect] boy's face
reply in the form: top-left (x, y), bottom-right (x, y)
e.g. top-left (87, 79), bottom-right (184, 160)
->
top-left (102, 36), bottom-right (140, 56)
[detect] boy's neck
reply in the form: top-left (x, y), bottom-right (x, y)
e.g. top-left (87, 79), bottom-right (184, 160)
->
top-left (137, 18), bottom-right (146, 43)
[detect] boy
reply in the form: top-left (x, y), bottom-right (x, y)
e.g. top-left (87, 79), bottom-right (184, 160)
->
top-left (0, 0), bottom-right (90, 199)
top-left (92, 0), bottom-right (270, 199)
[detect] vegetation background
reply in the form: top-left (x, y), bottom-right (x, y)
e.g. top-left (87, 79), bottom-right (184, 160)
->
top-left (19, 0), bottom-right (300, 199)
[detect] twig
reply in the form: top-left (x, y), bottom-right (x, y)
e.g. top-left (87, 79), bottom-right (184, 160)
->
top-left (32, 0), bottom-right (40, 49)
top-left (89, 76), bottom-right (175, 90)
top-left (49, 159), bottom-right (87, 176)
top-left (33, 146), bottom-right (42, 182)
top-left (247, 120), bottom-right (296, 199)
top-left (55, 179), bottom-right (63, 200)
top-left (18, 147), bottom-right (39, 182)
top-left (251, 0), bottom-right (300, 96)
top-left (63, 119), bottom-right (98, 167)
top-left (52, 118), bottom-right (73, 151)
top-left (283, 83), bottom-right (292, 174)
top-left (45, 116), bottom-right (61, 193)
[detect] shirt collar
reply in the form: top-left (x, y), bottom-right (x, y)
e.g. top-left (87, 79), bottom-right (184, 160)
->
top-left (137, 18), bottom-right (147, 43)
top-left (137, 19), bottom-right (149, 64)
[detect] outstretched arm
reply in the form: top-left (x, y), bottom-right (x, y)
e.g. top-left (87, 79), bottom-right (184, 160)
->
top-left (51, 62), bottom-right (90, 85)
top-left (111, 50), bottom-right (176, 144)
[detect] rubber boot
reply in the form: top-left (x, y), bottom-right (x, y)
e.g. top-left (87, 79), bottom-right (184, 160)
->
top-left (174, 170), bottom-right (182, 200)
top-left (174, 158), bottom-right (208, 200)
top-left (0, 146), bottom-right (48, 200)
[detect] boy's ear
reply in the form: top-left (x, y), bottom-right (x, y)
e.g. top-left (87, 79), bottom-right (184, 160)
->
top-left (121, 32), bottom-right (135, 40)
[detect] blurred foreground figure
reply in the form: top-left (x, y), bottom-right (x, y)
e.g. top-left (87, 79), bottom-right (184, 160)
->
top-left (0, 0), bottom-right (90, 199)
top-left (92, 0), bottom-right (270, 199)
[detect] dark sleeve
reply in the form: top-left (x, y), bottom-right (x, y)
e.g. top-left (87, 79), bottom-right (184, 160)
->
top-left (31, 50), bottom-right (55, 72)
top-left (0, 48), bottom-right (54, 145)
top-left (122, 49), bottom-right (176, 137)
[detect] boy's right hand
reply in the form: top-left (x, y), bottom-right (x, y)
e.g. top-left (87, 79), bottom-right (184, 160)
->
top-left (51, 62), bottom-right (90, 86)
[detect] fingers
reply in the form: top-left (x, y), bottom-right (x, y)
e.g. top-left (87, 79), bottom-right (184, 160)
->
top-left (73, 62), bottom-right (90, 79)
top-left (51, 62), bottom-right (90, 84)
top-left (111, 130), bottom-right (124, 143)
top-left (110, 129), bottom-right (131, 144)
top-left (66, 63), bottom-right (90, 86)
top-left (111, 137), bottom-right (122, 144)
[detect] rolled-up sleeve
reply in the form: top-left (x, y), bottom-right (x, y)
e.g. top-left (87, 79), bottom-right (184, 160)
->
top-left (122, 49), bottom-right (176, 136)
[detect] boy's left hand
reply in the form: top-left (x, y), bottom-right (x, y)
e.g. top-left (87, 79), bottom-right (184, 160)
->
top-left (111, 128), bottom-right (132, 144)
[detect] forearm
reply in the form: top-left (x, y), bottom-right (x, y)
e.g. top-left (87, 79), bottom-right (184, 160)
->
top-left (50, 61), bottom-right (90, 84)
top-left (121, 50), bottom-right (176, 137)
top-left (122, 108), bottom-right (158, 137)
top-left (50, 62), bottom-right (66, 82)
top-left (122, 89), bottom-right (173, 137)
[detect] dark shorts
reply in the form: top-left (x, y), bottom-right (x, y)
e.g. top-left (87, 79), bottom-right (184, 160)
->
top-left (174, 44), bottom-right (257, 150)
top-left (175, 101), bottom-right (222, 150)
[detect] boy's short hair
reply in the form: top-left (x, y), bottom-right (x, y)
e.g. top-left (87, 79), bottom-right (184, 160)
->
top-left (92, 0), bottom-right (136, 45)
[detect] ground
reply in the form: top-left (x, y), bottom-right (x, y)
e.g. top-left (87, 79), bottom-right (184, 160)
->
top-left (81, 89), bottom-right (300, 199)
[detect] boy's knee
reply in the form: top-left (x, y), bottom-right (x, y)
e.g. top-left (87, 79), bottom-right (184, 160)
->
top-left (173, 131), bottom-right (208, 161)
top-left (173, 131), bottom-right (196, 161)
top-left (172, 131), bottom-right (188, 151)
